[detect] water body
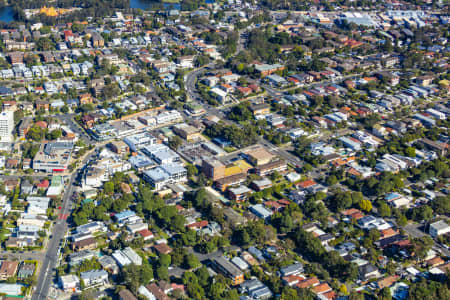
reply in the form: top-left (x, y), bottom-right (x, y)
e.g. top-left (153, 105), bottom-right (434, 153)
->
top-left (0, 0), bottom-right (180, 23)
top-left (0, 6), bottom-right (14, 23)
top-left (130, 0), bottom-right (156, 10)
top-left (130, 0), bottom-right (181, 10)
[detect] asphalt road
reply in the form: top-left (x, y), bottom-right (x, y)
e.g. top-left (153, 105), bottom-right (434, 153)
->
top-left (0, 251), bottom-right (44, 261)
top-left (31, 150), bottom-right (96, 300)
top-left (168, 246), bottom-right (241, 278)
top-left (403, 223), bottom-right (426, 238)
top-left (0, 174), bottom-right (48, 180)
top-left (402, 223), bottom-right (450, 257)
top-left (54, 114), bottom-right (94, 145)
top-left (185, 64), bottom-right (213, 102)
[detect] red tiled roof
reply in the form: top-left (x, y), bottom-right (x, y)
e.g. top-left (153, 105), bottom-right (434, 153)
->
top-left (283, 274), bottom-right (305, 284)
top-left (35, 121), bottom-right (48, 128)
top-left (187, 220), bottom-right (208, 229)
top-left (37, 180), bottom-right (49, 188)
top-left (380, 228), bottom-right (398, 239)
top-left (426, 256), bottom-right (444, 267)
top-left (171, 283), bottom-right (185, 291)
top-left (278, 199), bottom-right (290, 205)
top-left (377, 275), bottom-right (398, 289)
top-left (312, 283), bottom-right (332, 294)
top-left (296, 179), bottom-right (317, 189)
top-left (153, 243), bottom-right (172, 254)
top-left (322, 290), bottom-right (337, 299)
top-left (138, 229), bottom-right (154, 238)
top-left (296, 277), bottom-right (319, 288)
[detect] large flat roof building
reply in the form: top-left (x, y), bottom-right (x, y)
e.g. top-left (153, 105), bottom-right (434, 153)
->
top-left (123, 132), bottom-right (157, 152)
top-left (32, 142), bottom-right (73, 173)
top-left (202, 158), bottom-right (226, 181)
top-left (143, 163), bottom-right (187, 190)
top-left (245, 146), bottom-right (275, 166)
top-left (142, 144), bottom-right (180, 165)
top-left (213, 256), bottom-right (244, 285)
top-left (429, 220), bottom-right (450, 238)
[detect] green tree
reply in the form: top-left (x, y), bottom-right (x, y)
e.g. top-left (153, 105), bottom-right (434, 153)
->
top-left (49, 129), bottom-right (62, 140)
top-left (349, 291), bottom-right (364, 300)
top-left (378, 202), bottom-right (391, 217)
top-left (195, 265), bottom-right (210, 287)
top-left (73, 211), bottom-right (88, 226)
top-left (397, 214), bottom-right (408, 226)
top-left (171, 214), bottom-right (186, 232)
top-left (412, 236), bottom-right (434, 260)
top-left (156, 265), bottom-right (169, 281)
top-left (359, 199), bottom-right (373, 212)
top-left (121, 264), bottom-right (147, 293)
top-left (36, 37), bottom-right (55, 51)
top-left (351, 192), bottom-right (364, 205)
top-left (27, 125), bottom-right (45, 141)
top-left (326, 175), bottom-right (338, 186)
top-left (194, 55), bottom-right (210, 67)
top-left (380, 287), bottom-right (392, 300)
top-left (280, 287), bottom-right (300, 300)
top-left (171, 248), bottom-right (187, 267)
top-left (332, 191), bottom-right (352, 212)
top-left (431, 196), bottom-right (450, 215)
top-left (183, 272), bottom-right (204, 299)
top-left (408, 278), bottom-right (449, 300)
top-left (168, 136), bottom-right (183, 150)
top-left (159, 254), bottom-right (171, 267)
top-left (184, 253), bottom-right (200, 269)
top-left (186, 163), bottom-right (198, 177)
top-left (104, 182), bottom-right (114, 195)
top-left (405, 147), bottom-right (416, 157)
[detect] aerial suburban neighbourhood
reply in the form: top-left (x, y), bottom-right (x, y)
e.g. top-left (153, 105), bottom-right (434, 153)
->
top-left (0, 0), bottom-right (446, 299)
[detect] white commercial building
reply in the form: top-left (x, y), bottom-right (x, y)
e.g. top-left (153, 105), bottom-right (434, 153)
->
top-left (429, 220), bottom-right (450, 238)
top-left (26, 196), bottom-right (51, 215)
top-left (75, 221), bottom-right (107, 235)
top-left (142, 144), bottom-right (180, 165)
top-left (80, 270), bottom-right (108, 287)
top-left (155, 110), bottom-right (182, 125)
top-left (143, 164), bottom-right (187, 190)
top-left (59, 274), bottom-right (80, 291)
top-left (0, 283), bottom-right (24, 296)
top-left (17, 214), bottom-right (47, 228)
top-left (124, 132), bottom-right (157, 152)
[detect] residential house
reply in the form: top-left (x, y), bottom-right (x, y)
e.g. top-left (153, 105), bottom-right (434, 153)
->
top-left (145, 283), bottom-right (171, 300)
top-left (79, 93), bottom-right (94, 105)
top-left (17, 263), bottom-right (35, 279)
top-left (0, 261), bottom-right (18, 280)
top-left (119, 289), bottom-right (138, 300)
top-left (91, 32), bottom-right (105, 47)
top-left (228, 186), bottom-right (251, 202)
top-left (72, 237), bottom-right (97, 251)
top-left (250, 178), bottom-right (272, 191)
top-left (359, 264), bottom-right (380, 281)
